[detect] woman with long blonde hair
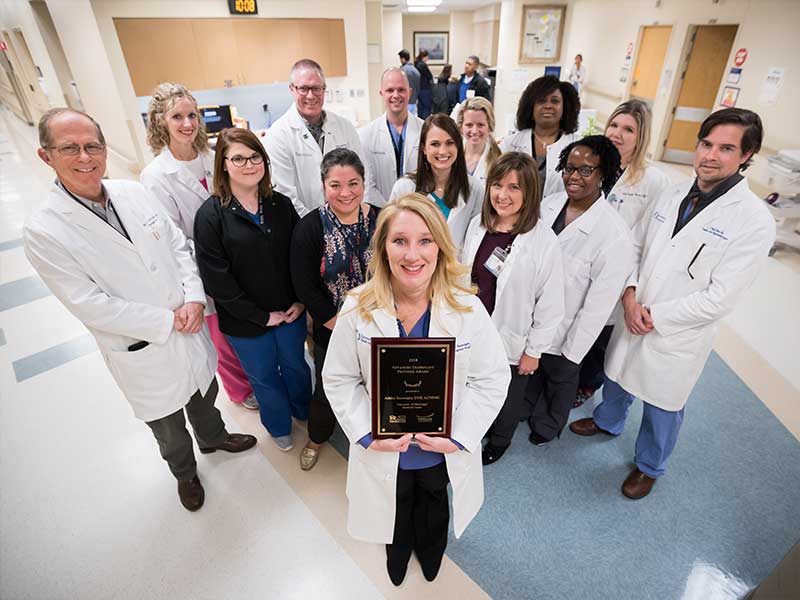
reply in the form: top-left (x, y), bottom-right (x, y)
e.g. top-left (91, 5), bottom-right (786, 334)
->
top-left (322, 194), bottom-right (509, 587)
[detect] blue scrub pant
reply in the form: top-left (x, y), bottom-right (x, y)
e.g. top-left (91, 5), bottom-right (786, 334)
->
top-left (227, 316), bottom-right (311, 437)
top-left (593, 376), bottom-right (684, 478)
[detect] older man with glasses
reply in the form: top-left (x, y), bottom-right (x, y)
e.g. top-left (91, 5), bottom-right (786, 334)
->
top-left (23, 108), bottom-right (257, 512)
top-left (263, 58), bottom-right (363, 217)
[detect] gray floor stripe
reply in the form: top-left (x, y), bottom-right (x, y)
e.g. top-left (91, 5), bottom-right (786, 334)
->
top-left (0, 328), bottom-right (5, 347)
top-left (13, 334), bottom-right (97, 382)
top-left (0, 238), bottom-right (24, 251)
top-left (0, 276), bottom-right (51, 311)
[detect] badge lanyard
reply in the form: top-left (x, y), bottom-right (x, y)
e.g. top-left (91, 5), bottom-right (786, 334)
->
top-left (234, 195), bottom-right (265, 228)
top-left (483, 237), bottom-right (516, 278)
top-left (63, 185), bottom-right (131, 242)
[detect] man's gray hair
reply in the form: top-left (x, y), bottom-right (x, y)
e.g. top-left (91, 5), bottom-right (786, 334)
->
top-left (467, 55), bottom-right (480, 65)
top-left (381, 67), bottom-right (409, 86)
top-left (290, 58), bottom-right (326, 84)
top-left (38, 108), bottom-right (106, 149)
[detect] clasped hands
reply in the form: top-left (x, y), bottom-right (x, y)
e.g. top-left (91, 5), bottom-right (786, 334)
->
top-left (369, 433), bottom-right (459, 454)
top-left (266, 302), bottom-right (305, 327)
top-left (622, 287), bottom-right (654, 335)
top-left (172, 302), bottom-right (204, 334)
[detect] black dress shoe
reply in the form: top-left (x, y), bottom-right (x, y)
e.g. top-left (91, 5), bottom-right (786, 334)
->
top-left (528, 430), bottom-right (552, 446)
top-left (421, 556), bottom-right (444, 582)
top-left (387, 558), bottom-right (408, 586)
top-left (199, 433), bottom-right (257, 454)
top-left (177, 475), bottom-right (205, 511)
top-left (481, 442), bottom-right (509, 465)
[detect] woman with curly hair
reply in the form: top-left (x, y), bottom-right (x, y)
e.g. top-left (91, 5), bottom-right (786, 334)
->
top-left (500, 75), bottom-right (582, 197)
top-left (140, 82), bottom-right (256, 410)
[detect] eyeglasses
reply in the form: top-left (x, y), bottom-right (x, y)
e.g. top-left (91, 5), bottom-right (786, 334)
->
top-left (47, 143), bottom-right (106, 156)
top-left (291, 84), bottom-right (326, 96)
top-left (226, 153), bottom-right (265, 168)
top-left (562, 165), bottom-right (600, 177)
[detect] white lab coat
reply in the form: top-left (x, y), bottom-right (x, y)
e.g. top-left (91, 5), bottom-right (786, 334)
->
top-left (500, 130), bottom-right (580, 198)
top-left (605, 178), bottom-right (776, 411)
top-left (467, 141), bottom-right (492, 185)
top-left (540, 191), bottom-right (635, 364)
top-left (389, 175), bottom-right (484, 255)
top-left (607, 165), bottom-right (672, 229)
top-left (322, 290), bottom-right (510, 543)
top-left (23, 180), bottom-right (217, 422)
top-left (358, 113), bottom-right (423, 207)
top-left (139, 147), bottom-right (214, 241)
top-left (262, 104), bottom-right (363, 217)
top-left (462, 216), bottom-right (565, 363)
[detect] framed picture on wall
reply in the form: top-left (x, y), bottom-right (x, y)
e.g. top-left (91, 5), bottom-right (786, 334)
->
top-left (414, 31), bottom-right (449, 65)
top-left (519, 5), bottom-right (566, 63)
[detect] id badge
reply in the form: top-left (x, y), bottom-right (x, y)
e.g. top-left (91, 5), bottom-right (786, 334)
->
top-left (483, 246), bottom-right (509, 277)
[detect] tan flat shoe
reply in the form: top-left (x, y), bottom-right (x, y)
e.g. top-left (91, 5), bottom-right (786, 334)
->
top-left (300, 445), bottom-right (320, 471)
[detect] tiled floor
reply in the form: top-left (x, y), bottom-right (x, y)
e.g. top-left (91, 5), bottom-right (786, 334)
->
top-left (1, 106), bottom-right (798, 599)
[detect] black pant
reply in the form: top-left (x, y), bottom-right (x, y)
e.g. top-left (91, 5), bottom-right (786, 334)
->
top-left (578, 325), bottom-right (614, 391)
top-left (308, 340), bottom-right (338, 444)
top-left (526, 353), bottom-right (580, 441)
top-left (145, 378), bottom-right (227, 481)
top-left (386, 462), bottom-right (449, 574)
top-left (488, 366), bottom-right (529, 447)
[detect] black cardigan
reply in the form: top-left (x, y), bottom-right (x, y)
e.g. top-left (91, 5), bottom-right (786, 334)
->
top-left (194, 191), bottom-right (300, 337)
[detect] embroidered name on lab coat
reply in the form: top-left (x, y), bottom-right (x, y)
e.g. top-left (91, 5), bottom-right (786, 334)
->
top-left (142, 214), bottom-right (161, 240)
top-left (456, 342), bottom-right (471, 352)
top-left (653, 211), bottom-right (666, 223)
top-left (702, 226), bottom-right (729, 240)
top-left (357, 332), bottom-right (371, 345)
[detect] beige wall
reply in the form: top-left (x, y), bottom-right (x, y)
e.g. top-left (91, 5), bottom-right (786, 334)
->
top-left (382, 9), bottom-right (403, 72)
top-left (449, 11), bottom-right (473, 71)
top-left (365, 0), bottom-right (383, 120)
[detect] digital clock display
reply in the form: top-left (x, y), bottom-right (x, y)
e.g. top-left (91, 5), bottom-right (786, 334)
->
top-left (228, 0), bottom-right (258, 15)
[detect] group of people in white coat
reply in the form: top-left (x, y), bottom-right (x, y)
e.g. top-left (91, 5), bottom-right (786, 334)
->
top-left (22, 49), bottom-right (775, 588)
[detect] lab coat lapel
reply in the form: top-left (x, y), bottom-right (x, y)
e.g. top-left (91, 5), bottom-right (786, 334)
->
top-left (289, 105), bottom-right (324, 159)
top-left (558, 192), bottom-right (605, 244)
top-left (672, 179), bottom-right (746, 242)
top-left (429, 302), bottom-right (460, 338)
top-left (50, 183), bottom-right (137, 255)
top-left (403, 116), bottom-right (421, 173)
top-left (372, 306), bottom-right (400, 338)
top-left (495, 234), bottom-right (522, 301)
top-left (169, 150), bottom-right (213, 202)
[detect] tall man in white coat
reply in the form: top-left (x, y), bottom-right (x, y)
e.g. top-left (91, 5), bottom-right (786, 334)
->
top-left (359, 67), bottom-right (424, 207)
top-left (263, 58), bottom-right (363, 217)
top-left (23, 109), bottom-right (257, 512)
top-left (570, 108), bottom-right (776, 500)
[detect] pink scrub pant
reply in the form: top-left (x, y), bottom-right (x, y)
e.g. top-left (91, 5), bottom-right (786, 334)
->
top-left (205, 313), bottom-right (252, 403)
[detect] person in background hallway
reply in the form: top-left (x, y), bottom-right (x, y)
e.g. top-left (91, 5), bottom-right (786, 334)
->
top-left (570, 109), bottom-right (776, 500)
top-left (140, 82), bottom-right (257, 411)
top-left (456, 96), bottom-right (501, 185)
top-left (431, 64), bottom-right (456, 115)
top-left (568, 54), bottom-right (587, 96)
top-left (389, 113), bottom-right (484, 256)
top-left (24, 108), bottom-right (256, 512)
top-left (194, 128), bottom-right (311, 452)
top-left (462, 153), bottom-right (565, 465)
top-left (263, 58), bottom-right (362, 217)
top-left (323, 194), bottom-right (509, 586)
top-left (359, 68), bottom-right (423, 207)
top-left (527, 136), bottom-right (634, 447)
top-left (415, 49), bottom-right (434, 119)
top-left (398, 49), bottom-right (421, 115)
top-left (290, 149), bottom-right (380, 471)
top-left (501, 75), bottom-right (581, 198)
top-left (574, 99), bottom-right (671, 407)
top-left (456, 55), bottom-right (492, 104)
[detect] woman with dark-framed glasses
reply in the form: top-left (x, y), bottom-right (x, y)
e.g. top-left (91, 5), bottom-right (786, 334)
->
top-left (194, 128), bottom-right (311, 450)
top-left (525, 135), bottom-right (634, 447)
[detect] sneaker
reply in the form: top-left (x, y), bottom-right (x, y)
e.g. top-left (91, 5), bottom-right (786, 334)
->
top-left (573, 388), bottom-right (594, 408)
top-left (242, 394), bottom-right (259, 410)
top-left (271, 434), bottom-right (293, 452)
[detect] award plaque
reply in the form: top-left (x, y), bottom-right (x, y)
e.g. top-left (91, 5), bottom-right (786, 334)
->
top-left (371, 337), bottom-right (455, 438)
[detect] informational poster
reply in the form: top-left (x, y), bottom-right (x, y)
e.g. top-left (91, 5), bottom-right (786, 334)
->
top-left (720, 86), bottom-right (740, 108)
top-left (758, 67), bottom-right (785, 106)
top-left (519, 5), bottom-right (565, 63)
top-left (727, 67), bottom-right (742, 84)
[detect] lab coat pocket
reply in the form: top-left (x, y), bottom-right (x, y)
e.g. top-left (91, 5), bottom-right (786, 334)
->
top-left (563, 255), bottom-right (591, 312)
top-left (499, 326), bottom-right (525, 363)
top-left (106, 342), bottom-right (179, 402)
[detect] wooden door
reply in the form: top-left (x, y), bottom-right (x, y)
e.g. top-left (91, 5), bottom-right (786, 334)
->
top-left (630, 25), bottom-right (672, 101)
top-left (663, 25), bottom-right (738, 164)
top-left (12, 29), bottom-right (50, 116)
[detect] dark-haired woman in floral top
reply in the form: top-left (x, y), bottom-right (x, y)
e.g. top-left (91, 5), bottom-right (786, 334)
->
top-left (290, 148), bottom-right (380, 471)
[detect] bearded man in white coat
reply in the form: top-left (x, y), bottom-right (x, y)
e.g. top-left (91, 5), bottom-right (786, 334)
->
top-left (358, 67), bottom-right (423, 207)
top-left (23, 109), bottom-right (257, 512)
top-left (263, 58), bottom-right (363, 217)
top-left (570, 108), bottom-right (776, 499)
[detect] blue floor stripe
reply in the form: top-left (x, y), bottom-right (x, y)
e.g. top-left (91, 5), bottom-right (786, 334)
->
top-left (0, 276), bottom-right (51, 312)
top-left (13, 334), bottom-right (97, 381)
top-left (0, 238), bottom-right (23, 251)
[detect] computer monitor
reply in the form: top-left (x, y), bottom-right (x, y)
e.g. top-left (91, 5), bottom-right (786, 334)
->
top-left (544, 66), bottom-right (562, 79)
top-left (199, 105), bottom-right (234, 138)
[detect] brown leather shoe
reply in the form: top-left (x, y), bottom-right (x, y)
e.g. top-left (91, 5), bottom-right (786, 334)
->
top-left (621, 468), bottom-right (656, 499)
top-left (178, 475), bottom-right (205, 511)
top-left (569, 418), bottom-right (612, 437)
top-left (199, 433), bottom-right (257, 454)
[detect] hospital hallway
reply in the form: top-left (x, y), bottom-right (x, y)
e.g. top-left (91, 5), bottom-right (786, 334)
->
top-left (1, 105), bottom-right (798, 599)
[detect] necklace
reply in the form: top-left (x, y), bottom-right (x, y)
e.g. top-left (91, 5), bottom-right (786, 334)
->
top-left (533, 130), bottom-right (560, 149)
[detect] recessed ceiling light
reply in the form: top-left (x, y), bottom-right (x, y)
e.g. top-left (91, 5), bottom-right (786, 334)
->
top-left (408, 6), bottom-right (437, 12)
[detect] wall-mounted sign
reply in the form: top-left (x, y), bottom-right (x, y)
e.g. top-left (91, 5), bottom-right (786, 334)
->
top-left (228, 0), bottom-right (257, 15)
top-left (734, 48), bottom-right (748, 67)
top-left (0, 40), bottom-right (6, 51)
top-left (720, 86), bottom-right (739, 108)
top-left (727, 67), bottom-right (742, 84)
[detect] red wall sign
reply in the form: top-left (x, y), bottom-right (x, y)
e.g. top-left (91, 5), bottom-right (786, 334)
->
top-left (0, 40), bottom-right (7, 51)
top-left (734, 48), bottom-right (748, 67)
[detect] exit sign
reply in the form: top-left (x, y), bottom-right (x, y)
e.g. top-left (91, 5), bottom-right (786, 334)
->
top-left (229, 0), bottom-right (257, 15)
